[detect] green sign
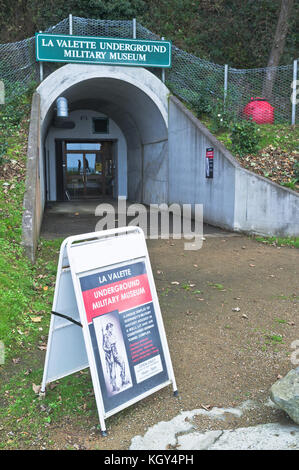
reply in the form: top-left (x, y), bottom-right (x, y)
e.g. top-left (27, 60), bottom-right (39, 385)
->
top-left (35, 33), bottom-right (171, 68)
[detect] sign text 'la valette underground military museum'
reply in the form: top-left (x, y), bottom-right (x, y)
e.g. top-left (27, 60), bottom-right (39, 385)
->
top-left (35, 33), bottom-right (172, 68)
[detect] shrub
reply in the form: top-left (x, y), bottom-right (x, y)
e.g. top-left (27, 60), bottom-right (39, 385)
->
top-left (171, 87), bottom-right (212, 117)
top-left (230, 119), bottom-right (260, 156)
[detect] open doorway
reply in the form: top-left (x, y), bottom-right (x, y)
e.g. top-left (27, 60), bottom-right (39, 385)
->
top-left (56, 140), bottom-right (116, 200)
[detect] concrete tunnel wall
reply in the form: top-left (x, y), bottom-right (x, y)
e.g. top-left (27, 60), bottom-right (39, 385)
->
top-left (37, 64), bottom-right (169, 207)
top-left (168, 96), bottom-right (299, 237)
top-left (45, 109), bottom-right (128, 201)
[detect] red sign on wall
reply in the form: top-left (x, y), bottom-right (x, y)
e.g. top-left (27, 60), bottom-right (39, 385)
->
top-left (206, 147), bottom-right (214, 178)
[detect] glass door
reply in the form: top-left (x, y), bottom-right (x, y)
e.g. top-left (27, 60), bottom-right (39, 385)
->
top-left (101, 141), bottom-right (115, 197)
top-left (63, 142), bottom-right (114, 200)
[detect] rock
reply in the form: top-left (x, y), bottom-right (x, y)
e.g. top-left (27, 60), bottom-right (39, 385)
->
top-left (270, 367), bottom-right (299, 424)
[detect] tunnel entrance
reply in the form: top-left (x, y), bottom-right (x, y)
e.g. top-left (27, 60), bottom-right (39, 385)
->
top-left (45, 106), bottom-right (126, 202)
top-left (22, 64), bottom-right (170, 261)
top-left (39, 64), bottom-right (169, 208)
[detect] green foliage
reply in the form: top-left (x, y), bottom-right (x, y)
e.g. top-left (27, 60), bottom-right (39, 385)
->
top-left (255, 236), bottom-right (299, 249)
top-left (230, 119), bottom-right (261, 156)
top-left (0, 0), bottom-right (145, 42)
top-left (209, 100), bottom-right (237, 133)
top-left (168, 64), bottom-right (232, 121)
top-left (280, 180), bottom-right (298, 190)
top-left (0, 81), bottom-right (35, 165)
top-left (142, 0), bottom-right (298, 68)
top-left (174, 87), bottom-right (213, 117)
top-left (0, 99), bottom-right (61, 359)
top-left (0, 366), bottom-right (97, 449)
top-left (0, 0), bottom-right (297, 68)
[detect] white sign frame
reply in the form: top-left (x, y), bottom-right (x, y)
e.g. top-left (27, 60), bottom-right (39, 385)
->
top-left (41, 227), bottom-right (177, 435)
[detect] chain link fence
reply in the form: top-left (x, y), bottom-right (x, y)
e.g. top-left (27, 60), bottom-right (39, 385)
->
top-left (0, 16), bottom-right (297, 124)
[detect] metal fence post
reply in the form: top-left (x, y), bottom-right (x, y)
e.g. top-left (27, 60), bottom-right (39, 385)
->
top-left (291, 59), bottom-right (297, 125)
top-left (161, 37), bottom-right (165, 83)
top-left (69, 14), bottom-right (73, 35)
top-left (132, 18), bottom-right (136, 39)
top-left (39, 30), bottom-right (43, 83)
top-left (0, 80), bottom-right (4, 104)
top-left (224, 64), bottom-right (228, 106)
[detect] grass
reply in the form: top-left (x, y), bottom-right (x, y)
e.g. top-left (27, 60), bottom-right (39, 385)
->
top-left (255, 236), bottom-right (299, 248)
top-left (264, 334), bottom-right (284, 345)
top-left (255, 124), bottom-right (299, 154)
top-left (199, 115), bottom-right (299, 190)
top-left (209, 282), bottom-right (226, 291)
top-left (0, 366), bottom-right (96, 449)
top-left (201, 119), bottom-right (299, 156)
top-left (0, 95), bottom-right (140, 448)
top-left (0, 142), bottom-right (62, 360)
top-left (0, 104), bottom-right (97, 448)
top-left (274, 318), bottom-right (287, 324)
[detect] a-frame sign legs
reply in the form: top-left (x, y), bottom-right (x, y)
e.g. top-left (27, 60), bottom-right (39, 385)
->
top-left (41, 239), bottom-right (89, 392)
top-left (40, 238), bottom-right (108, 434)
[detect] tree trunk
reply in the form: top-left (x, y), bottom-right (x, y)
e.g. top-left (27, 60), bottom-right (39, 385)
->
top-left (263, 0), bottom-right (294, 100)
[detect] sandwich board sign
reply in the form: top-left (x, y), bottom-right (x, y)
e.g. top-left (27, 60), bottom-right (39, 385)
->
top-left (41, 226), bottom-right (177, 435)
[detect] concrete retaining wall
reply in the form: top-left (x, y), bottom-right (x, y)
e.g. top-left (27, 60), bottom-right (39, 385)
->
top-left (143, 139), bottom-right (168, 205)
top-left (168, 96), bottom-right (299, 237)
top-left (21, 92), bottom-right (43, 263)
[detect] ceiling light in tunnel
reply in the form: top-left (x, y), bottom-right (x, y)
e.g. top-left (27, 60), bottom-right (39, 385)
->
top-left (56, 97), bottom-right (68, 118)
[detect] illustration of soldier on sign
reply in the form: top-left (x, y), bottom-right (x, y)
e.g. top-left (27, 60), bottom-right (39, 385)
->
top-left (94, 311), bottom-right (132, 396)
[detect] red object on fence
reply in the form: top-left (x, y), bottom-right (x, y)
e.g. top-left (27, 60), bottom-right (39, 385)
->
top-left (243, 97), bottom-right (274, 124)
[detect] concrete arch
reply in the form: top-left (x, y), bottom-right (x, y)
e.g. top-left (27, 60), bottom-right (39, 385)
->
top-left (37, 64), bottom-right (170, 205)
top-left (37, 64), bottom-right (169, 128)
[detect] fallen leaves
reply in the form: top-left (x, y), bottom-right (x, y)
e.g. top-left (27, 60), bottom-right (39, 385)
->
top-left (32, 383), bottom-right (41, 394)
top-left (236, 145), bottom-right (299, 191)
top-left (30, 316), bottom-right (42, 323)
top-left (0, 158), bottom-right (26, 181)
top-left (200, 404), bottom-right (211, 411)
